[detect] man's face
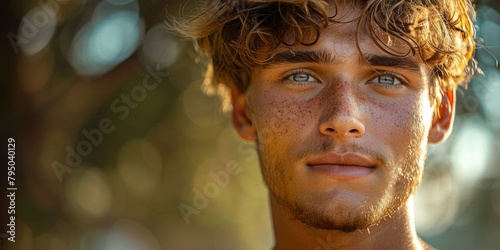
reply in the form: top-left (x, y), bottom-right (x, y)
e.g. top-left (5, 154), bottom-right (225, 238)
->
top-left (232, 6), bottom-right (453, 232)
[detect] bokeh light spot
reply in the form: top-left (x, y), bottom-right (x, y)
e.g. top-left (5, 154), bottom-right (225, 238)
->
top-left (450, 117), bottom-right (492, 189)
top-left (70, 10), bottom-right (144, 76)
top-left (17, 5), bottom-right (57, 55)
top-left (106, 0), bottom-right (136, 5)
top-left (117, 139), bottom-right (163, 194)
top-left (415, 160), bottom-right (459, 236)
top-left (140, 24), bottom-right (180, 68)
top-left (90, 219), bottom-right (161, 250)
top-left (476, 6), bottom-right (500, 65)
top-left (183, 83), bottom-right (225, 127)
top-left (66, 168), bottom-right (112, 218)
top-left (480, 71), bottom-right (500, 128)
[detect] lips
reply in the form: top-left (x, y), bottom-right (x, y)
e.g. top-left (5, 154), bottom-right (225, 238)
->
top-left (307, 152), bottom-right (376, 179)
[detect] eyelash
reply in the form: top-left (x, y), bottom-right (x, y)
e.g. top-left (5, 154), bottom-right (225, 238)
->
top-left (369, 72), bottom-right (409, 89)
top-left (280, 70), bottom-right (409, 89)
top-left (280, 69), bottom-right (320, 86)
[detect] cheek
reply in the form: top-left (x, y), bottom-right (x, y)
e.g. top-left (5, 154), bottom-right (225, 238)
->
top-left (370, 95), bottom-right (433, 160)
top-left (250, 90), bottom-right (318, 146)
top-left (401, 95), bottom-right (434, 140)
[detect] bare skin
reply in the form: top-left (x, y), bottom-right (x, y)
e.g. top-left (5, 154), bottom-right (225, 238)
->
top-left (231, 4), bottom-right (454, 250)
top-left (271, 197), bottom-right (433, 250)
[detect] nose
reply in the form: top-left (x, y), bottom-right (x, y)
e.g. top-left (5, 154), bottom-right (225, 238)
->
top-left (319, 92), bottom-right (366, 139)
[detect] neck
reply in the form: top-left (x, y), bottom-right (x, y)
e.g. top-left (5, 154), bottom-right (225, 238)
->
top-left (271, 195), bottom-right (429, 250)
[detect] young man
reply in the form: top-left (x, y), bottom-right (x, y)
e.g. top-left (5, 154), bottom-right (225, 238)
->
top-left (173, 0), bottom-right (477, 249)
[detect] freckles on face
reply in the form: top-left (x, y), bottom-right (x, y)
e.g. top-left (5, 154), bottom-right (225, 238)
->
top-left (369, 94), bottom-right (432, 168)
top-left (240, 3), bottom-right (438, 230)
top-left (248, 71), bottom-right (432, 164)
top-left (249, 85), bottom-right (316, 145)
top-left (367, 89), bottom-right (433, 203)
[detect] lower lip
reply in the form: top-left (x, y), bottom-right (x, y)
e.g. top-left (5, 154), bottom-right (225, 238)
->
top-left (308, 164), bottom-right (374, 179)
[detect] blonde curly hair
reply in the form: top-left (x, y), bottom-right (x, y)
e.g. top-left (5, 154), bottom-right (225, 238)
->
top-left (170, 0), bottom-right (477, 111)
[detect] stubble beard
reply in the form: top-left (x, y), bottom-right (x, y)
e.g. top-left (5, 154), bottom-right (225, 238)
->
top-left (256, 137), bottom-right (426, 233)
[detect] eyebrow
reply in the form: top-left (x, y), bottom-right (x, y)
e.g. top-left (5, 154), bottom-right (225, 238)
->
top-left (265, 50), bottom-right (336, 65)
top-left (364, 54), bottom-right (421, 73)
top-left (264, 50), bottom-right (421, 73)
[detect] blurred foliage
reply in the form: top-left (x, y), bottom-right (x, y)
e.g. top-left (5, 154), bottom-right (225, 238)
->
top-left (0, 0), bottom-right (499, 249)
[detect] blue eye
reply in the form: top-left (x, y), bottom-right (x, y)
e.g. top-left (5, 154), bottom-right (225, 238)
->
top-left (288, 73), bottom-right (318, 83)
top-left (378, 76), bottom-right (396, 85)
top-left (372, 73), bottom-right (405, 86)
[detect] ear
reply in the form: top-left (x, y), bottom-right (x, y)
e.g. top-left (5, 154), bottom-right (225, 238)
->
top-left (428, 90), bottom-right (456, 144)
top-left (231, 86), bottom-right (256, 142)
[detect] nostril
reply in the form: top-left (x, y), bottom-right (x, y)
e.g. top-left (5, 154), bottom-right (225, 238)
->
top-left (319, 116), bottom-right (365, 138)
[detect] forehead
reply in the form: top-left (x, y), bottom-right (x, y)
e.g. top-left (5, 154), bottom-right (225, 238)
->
top-left (298, 4), bottom-right (417, 51)
top-left (272, 2), bottom-right (420, 64)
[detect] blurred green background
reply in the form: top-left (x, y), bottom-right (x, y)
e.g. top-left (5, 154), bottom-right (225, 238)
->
top-left (1, 0), bottom-right (499, 249)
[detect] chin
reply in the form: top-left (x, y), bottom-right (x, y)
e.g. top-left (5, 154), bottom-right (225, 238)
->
top-left (294, 200), bottom-right (375, 232)
top-left (275, 188), bottom-right (405, 233)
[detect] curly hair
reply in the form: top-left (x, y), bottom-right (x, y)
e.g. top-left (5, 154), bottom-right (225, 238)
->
top-left (170, 0), bottom-right (477, 111)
